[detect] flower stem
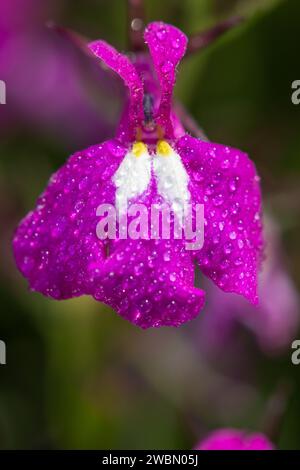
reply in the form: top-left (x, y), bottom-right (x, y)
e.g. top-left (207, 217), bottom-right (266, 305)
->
top-left (47, 22), bottom-right (94, 58)
top-left (261, 380), bottom-right (292, 444)
top-left (175, 103), bottom-right (208, 141)
top-left (186, 16), bottom-right (244, 57)
top-left (127, 0), bottom-right (146, 52)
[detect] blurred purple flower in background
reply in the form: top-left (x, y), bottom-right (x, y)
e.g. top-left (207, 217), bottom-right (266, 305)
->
top-left (195, 428), bottom-right (275, 450)
top-left (0, 0), bottom-right (123, 145)
top-left (197, 217), bottom-right (299, 355)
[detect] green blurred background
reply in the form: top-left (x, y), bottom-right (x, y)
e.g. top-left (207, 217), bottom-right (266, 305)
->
top-left (1, 0), bottom-right (300, 449)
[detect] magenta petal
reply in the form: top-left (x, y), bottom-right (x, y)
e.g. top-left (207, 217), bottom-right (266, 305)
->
top-left (13, 139), bottom-right (126, 299)
top-left (196, 429), bottom-right (274, 450)
top-left (144, 22), bottom-right (187, 138)
top-left (177, 134), bottom-right (263, 304)
top-left (88, 40), bottom-right (144, 139)
top-left (93, 239), bottom-right (205, 329)
top-left (245, 434), bottom-right (275, 450)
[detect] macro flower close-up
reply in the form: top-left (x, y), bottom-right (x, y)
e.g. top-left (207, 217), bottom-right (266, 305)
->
top-left (1, 0), bottom-right (300, 458)
top-left (13, 21), bottom-right (263, 329)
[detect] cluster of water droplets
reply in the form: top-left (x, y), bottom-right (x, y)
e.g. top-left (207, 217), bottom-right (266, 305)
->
top-left (177, 135), bottom-right (263, 303)
top-left (13, 140), bottom-right (126, 300)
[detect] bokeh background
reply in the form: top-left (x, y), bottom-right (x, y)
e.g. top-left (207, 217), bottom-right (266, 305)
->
top-left (1, 0), bottom-right (300, 449)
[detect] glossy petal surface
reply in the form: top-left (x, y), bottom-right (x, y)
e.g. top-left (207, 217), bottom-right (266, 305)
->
top-left (13, 140), bottom-right (126, 299)
top-left (177, 134), bottom-right (263, 303)
top-left (13, 21), bottom-right (264, 329)
top-left (89, 40), bottom-right (144, 140)
top-left (196, 429), bottom-right (274, 450)
top-left (144, 22), bottom-right (187, 138)
top-left (93, 238), bottom-right (205, 329)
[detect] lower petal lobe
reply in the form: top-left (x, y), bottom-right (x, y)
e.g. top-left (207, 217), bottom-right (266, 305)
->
top-left (177, 134), bottom-right (263, 304)
top-left (13, 139), bottom-right (126, 299)
top-left (93, 238), bottom-right (205, 329)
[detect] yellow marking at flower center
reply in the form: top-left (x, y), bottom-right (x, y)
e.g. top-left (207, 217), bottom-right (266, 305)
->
top-left (157, 140), bottom-right (172, 156)
top-left (132, 141), bottom-right (147, 157)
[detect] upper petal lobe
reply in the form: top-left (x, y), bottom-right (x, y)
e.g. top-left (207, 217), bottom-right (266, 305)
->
top-left (144, 22), bottom-right (188, 138)
top-left (89, 40), bottom-right (144, 140)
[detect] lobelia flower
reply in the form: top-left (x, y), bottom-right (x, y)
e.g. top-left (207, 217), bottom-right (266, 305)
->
top-left (195, 428), bottom-right (275, 450)
top-left (197, 217), bottom-right (299, 355)
top-left (13, 22), bottom-right (263, 329)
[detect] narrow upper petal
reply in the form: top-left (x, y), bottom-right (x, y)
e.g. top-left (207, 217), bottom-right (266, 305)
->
top-left (144, 22), bottom-right (187, 139)
top-left (88, 40), bottom-right (144, 140)
top-left (177, 134), bottom-right (263, 304)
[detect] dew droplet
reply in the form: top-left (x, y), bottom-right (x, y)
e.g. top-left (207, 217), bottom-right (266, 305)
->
top-left (212, 172), bottom-right (222, 184)
top-left (224, 242), bottom-right (232, 255)
top-left (156, 28), bottom-right (167, 40)
top-left (213, 194), bottom-right (224, 207)
top-left (221, 159), bottom-right (230, 169)
top-left (108, 141), bottom-right (124, 157)
top-left (229, 177), bottom-right (237, 192)
top-left (172, 38), bottom-right (180, 49)
top-left (193, 170), bottom-right (204, 182)
top-left (161, 60), bottom-right (173, 74)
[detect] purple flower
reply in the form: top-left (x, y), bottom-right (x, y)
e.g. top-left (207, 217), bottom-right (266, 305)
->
top-left (197, 218), bottom-right (299, 354)
top-left (13, 22), bottom-right (263, 328)
top-left (0, 0), bottom-right (122, 144)
top-left (195, 428), bottom-right (275, 450)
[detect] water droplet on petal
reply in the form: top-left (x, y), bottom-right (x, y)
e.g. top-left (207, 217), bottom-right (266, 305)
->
top-left (161, 60), bottom-right (173, 74)
top-left (193, 170), bottom-right (204, 182)
top-left (224, 242), bottom-right (232, 255)
top-left (172, 38), bottom-right (180, 49)
top-left (213, 194), bottom-right (224, 206)
top-left (221, 159), bottom-right (230, 169)
top-left (156, 28), bottom-right (167, 40)
top-left (108, 141), bottom-right (124, 157)
top-left (229, 177), bottom-right (237, 192)
top-left (212, 172), bottom-right (222, 184)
